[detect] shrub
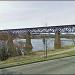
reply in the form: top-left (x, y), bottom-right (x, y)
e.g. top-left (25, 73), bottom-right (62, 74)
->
top-left (0, 46), bottom-right (8, 61)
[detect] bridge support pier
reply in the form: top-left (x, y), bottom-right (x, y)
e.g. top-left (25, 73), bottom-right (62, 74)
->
top-left (54, 31), bottom-right (61, 49)
top-left (25, 32), bottom-right (32, 54)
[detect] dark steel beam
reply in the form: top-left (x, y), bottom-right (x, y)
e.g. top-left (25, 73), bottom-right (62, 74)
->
top-left (0, 25), bottom-right (75, 35)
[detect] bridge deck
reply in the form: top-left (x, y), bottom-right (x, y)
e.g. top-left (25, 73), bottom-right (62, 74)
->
top-left (0, 25), bottom-right (75, 34)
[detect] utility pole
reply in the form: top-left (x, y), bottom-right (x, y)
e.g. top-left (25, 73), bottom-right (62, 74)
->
top-left (45, 38), bottom-right (47, 58)
top-left (43, 23), bottom-right (48, 58)
top-left (43, 22), bottom-right (48, 59)
top-left (43, 37), bottom-right (46, 59)
top-left (45, 23), bottom-right (48, 58)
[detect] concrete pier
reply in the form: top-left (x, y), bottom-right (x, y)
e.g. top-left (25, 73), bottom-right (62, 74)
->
top-left (25, 32), bottom-right (32, 54)
top-left (54, 31), bottom-right (61, 49)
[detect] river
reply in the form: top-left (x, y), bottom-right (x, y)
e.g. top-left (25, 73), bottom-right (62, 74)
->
top-left (15, 38), bottom-right (75, 51)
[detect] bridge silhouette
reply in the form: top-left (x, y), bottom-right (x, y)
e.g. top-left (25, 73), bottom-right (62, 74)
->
top-left (0, 24), bottom-right (75, 57)
top-left (0, 24), bottom-right (75, 34)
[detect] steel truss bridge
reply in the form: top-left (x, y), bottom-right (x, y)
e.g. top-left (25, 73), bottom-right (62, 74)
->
top-left (0, 25), bottom-right (75, 64)
top-left (0, 24), bottom-right (75, 50)
top-left (0, 25), bottom-right (75, 35)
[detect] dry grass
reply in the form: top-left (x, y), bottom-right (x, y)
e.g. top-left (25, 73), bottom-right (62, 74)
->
top-left (0, 45), bottom-right (75, 69)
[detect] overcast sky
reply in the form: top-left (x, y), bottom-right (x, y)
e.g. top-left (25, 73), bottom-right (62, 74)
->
top-left (0, 1), bottom-right (75, 30)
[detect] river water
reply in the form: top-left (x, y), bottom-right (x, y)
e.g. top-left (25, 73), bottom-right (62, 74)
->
top-left (15, 38), bottom-right (75, 51)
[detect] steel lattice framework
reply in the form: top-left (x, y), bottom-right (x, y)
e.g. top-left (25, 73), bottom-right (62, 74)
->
top-left (0, 25), bottom-right (75, 35)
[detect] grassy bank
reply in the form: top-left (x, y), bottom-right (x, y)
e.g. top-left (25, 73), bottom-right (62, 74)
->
top-left (0, 45), bottom-right (75, 69)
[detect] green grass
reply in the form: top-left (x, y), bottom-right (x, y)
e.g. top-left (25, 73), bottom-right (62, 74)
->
top-left (47, 50), bottom-right (75, 61)
top-left (0, 45), bottom-right (75, 69)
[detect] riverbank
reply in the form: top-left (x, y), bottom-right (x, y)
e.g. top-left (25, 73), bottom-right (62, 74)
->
top-left (0, 45), bottom-right (75, 69)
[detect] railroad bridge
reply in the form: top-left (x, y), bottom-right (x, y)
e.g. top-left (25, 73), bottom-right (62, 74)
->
top-left (0, 24), bottom-right (75, 52)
